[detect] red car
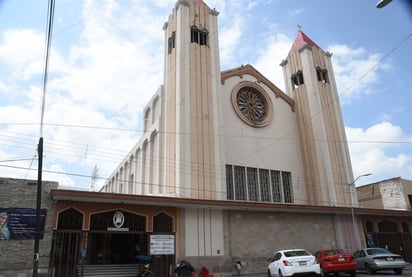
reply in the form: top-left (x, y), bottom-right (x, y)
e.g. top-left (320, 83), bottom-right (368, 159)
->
top-left (314, 249), bottom-right (357, 277)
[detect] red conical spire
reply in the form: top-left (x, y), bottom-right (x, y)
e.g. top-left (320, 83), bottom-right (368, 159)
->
top-left (288, 30), bottom-right (320, 56)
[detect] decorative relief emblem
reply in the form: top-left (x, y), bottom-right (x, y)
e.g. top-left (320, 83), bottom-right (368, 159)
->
top-left (113, 211), bottom-right (125, 228)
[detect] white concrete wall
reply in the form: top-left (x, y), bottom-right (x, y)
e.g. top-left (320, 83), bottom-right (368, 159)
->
top-left (221, 74), bottom-right (306, 204)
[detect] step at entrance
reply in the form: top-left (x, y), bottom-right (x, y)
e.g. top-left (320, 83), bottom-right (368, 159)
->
top-left (76, 264), bottom-right (140, 277)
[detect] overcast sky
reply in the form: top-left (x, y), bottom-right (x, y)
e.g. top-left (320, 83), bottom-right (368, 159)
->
top-left (0, 0), bottom-right (411, 190)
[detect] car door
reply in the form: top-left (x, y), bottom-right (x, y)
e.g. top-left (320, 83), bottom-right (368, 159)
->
top-left (353, 250), bottom-right (366, 269)
top-left (269, 252), bottom-right (282, 275)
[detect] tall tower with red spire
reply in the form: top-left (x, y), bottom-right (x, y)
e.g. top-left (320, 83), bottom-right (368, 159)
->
top-left (281, 30), bottom-right (354, 207)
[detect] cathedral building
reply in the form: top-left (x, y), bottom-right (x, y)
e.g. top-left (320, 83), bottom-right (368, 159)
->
top-left (46, 1), bottom-right (412, 276)
top-left (103, 0), bottom-right (354, 209)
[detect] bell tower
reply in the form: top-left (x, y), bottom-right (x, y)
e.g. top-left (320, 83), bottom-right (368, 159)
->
top-left (162, 0), bottom-right (223, 199)
top-left (281, 30), bottom-right (354, 207)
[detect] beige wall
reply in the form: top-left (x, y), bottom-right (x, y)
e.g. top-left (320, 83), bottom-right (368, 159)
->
top-left (0, 178), bottom-right (57, 276)
top-left (182, 208), bottom-right (346, 276)
top-left (357, 178), bottom-right (412, 210)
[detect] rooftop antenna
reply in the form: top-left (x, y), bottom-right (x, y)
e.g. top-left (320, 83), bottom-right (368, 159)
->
top-left (91, 165), bottom-right (99, 191)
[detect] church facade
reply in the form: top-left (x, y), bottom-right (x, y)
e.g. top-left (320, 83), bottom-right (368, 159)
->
top-left (103, 0), bottom-right (354, 209)
top-left (98, 0), bottom-right (359, 273)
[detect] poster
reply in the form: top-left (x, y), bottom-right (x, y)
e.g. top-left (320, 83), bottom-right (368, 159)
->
top-left (150, 234), bottom-right (175, 255)
top-left (0, 208), bottom-right (47, 240)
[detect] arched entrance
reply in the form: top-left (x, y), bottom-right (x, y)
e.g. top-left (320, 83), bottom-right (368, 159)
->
top-left (50, 205), bottom-right (177, 277)
top-left (364, 218), bottom-right (412, 262)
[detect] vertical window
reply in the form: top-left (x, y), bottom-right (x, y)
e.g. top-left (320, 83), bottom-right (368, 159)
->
top-left (291, 71), bottom-right (304, 89)
top-left (226, 165), bottom-right (234, 200)
top-left (199, 32), bottom-right (207, 45)
top-left (316, 67), bottom-right (328, 83)
top-left (234, 166), bottom-right (246, 200)
top-left (271, 170), bottom-right (282, 202)
top-left (247, 167), bottom-right (258, 201)
top-left (129, 173), bottom-right (134, 194)
top-left (191, 28), bottom-right (208, 46)
top-left (282, 171), bottom-right (293, 203)
top-left (168, 31), bottom-right (175, 54)
top-left (143, 108), bottom-right (150, 132)
top-left (191, 28), bottom-right (198, 43)
top-left (259, 169), bottom-right (271, 202)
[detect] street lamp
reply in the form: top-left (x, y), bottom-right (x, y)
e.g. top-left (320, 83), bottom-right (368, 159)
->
top-left (349, 173), bottom-right (372, 250)
top-left (376, 0), bottom-right (392, 8)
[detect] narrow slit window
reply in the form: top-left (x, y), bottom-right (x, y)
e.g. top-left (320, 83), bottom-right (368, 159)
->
top-left (259, 169), bottom-right (271, 202)
top-left (282, 171), bottom-right (293, 203)
top-left (271, 170), bottom-right (282, 202)
top-left (247, 167), bottom-right (258, 201)
top-left (234, 166), bottom-right (246, 200)
top-left (226, 164), bottom-right (234, 200)
top-left (168, 31), bottom-right (175, 54)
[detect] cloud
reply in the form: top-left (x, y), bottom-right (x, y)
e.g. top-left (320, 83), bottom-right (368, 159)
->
top-left (0, 0), bottom-right (167, 188)
top-left (328, 44), bottom-right (390, 102)
top-left (0, 29), bottom-right (44, 80)
top-left (346, 122), bottom-right (412, 183)
top-left (290, 8), bottom-right (305, 16)
top-left (254, 33), bottom-right (293, 91)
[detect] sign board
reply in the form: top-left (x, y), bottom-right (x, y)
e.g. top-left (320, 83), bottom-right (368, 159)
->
top-left (150, 234), bottom-right (175, 255)
top-left (0, 208), bottom-right (46, 240)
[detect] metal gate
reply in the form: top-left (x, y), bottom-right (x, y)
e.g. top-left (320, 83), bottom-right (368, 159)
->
top-left (49, 230), bottom-right (84, 277)
top-left (365, 232), bottom-right (412, 262)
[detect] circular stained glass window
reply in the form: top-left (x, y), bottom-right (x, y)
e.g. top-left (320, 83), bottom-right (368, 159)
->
top-left (231, 83), bottom-right (272, 127)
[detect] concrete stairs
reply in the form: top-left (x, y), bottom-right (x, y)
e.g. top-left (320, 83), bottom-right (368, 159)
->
top-left (76, 264), bottom-right (141, 277)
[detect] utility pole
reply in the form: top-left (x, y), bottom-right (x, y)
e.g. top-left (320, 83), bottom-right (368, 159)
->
top-left (33, 138), bottom-right (43, 277)
top-left (33, 0), bottom-right (54, 275)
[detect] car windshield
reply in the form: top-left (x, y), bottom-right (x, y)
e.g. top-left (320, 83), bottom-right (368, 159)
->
top-left (324, 249), bottom-right (345, 256)
top-left (284, 250), bottom-right (311, 257)
top-left (367, 248), bottom-right (391, 255)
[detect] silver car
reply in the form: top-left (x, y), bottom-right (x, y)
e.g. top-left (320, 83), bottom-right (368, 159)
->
top-left (353, 247), bottom-right (408, 274)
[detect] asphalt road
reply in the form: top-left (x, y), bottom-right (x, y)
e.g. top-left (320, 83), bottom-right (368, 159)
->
top-left (242, 268), bottom-right (412, 277)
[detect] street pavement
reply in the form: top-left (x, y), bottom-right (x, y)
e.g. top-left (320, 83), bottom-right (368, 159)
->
top-left (237, 264), bottom-right (412, 277)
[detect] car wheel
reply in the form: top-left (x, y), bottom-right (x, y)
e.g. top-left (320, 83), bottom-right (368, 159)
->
top-left (394, 269), bottom-right (403, 275)
top-left (365, 264), bottom-right (375, 275)
top-left (267, 269), bottom-right (272, 277)
top-left (349, 271), bottom-right (356, 277)
top-left (279, 269), bottom-right (284, 277)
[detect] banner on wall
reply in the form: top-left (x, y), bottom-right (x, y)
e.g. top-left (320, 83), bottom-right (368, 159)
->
top-left (0, 208), bottom-right (47, 240)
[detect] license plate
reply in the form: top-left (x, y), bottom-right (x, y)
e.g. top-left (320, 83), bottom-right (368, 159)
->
top-left (338, 258), bottom-right (345, 262)
top-left (386, 257), bottom-right (394, 261)
top-left (299, 261), bottom-right (306, 266)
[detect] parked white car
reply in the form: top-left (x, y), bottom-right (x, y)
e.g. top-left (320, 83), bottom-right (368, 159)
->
top-left (268, 249), bottom-right (321, 277)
